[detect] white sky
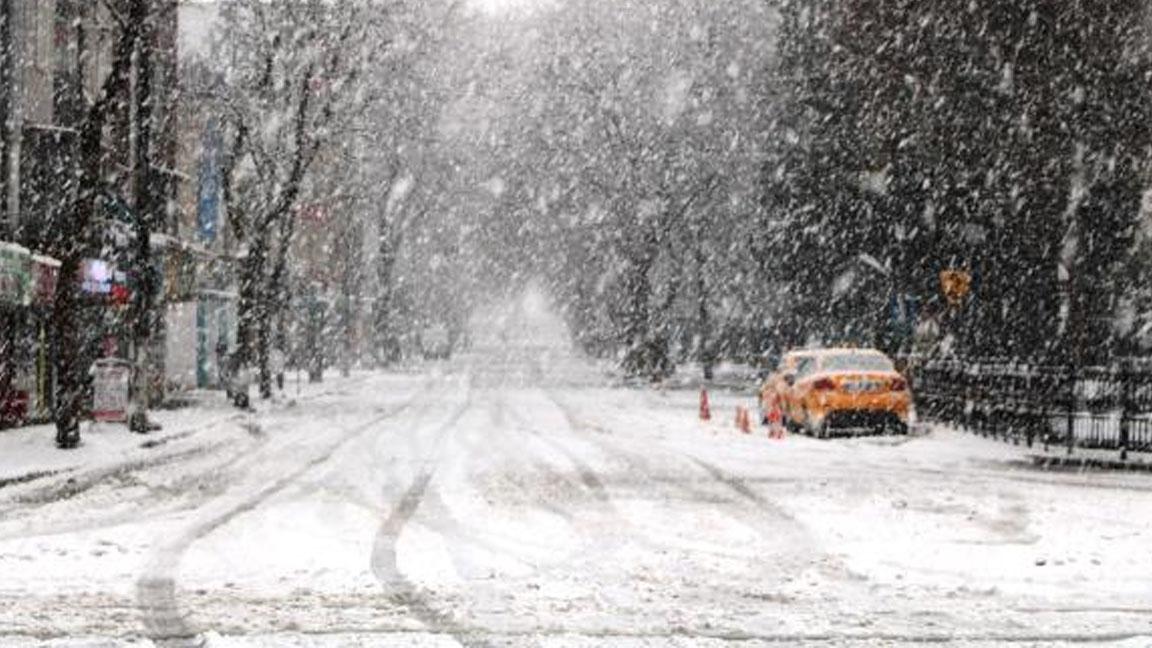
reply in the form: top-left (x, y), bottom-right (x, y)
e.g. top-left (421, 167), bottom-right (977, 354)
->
top-left (469, 0), bottom-right (547, 14)
top-left (178, 2), bottom-right (219, 58)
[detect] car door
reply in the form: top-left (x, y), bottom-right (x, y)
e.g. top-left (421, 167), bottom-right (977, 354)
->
top-left (782, 356), bottom-right (811, 422)
top-left (764, 356), bottom-right (788, 405)
top-left (770, 355), bottom-right (798, 412)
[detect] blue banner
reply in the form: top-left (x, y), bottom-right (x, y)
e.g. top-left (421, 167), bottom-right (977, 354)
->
top-left (196, 119), bottom-right (222, 244)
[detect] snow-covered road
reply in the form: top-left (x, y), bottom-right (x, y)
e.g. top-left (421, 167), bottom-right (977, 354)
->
top-left (2, 303), bottom-right (1152, 647)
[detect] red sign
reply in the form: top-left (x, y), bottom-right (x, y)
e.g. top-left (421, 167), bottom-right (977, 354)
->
top-left (110, 284), bottom-right (131, 305)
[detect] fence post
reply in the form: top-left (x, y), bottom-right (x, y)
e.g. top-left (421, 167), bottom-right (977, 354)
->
top-left (1119, 358), bottom-right (1132, 462)
top-left (1025, 364), bottom-right (1035, 449)
top-left (1066, 363), bottom-right (1076, 457)
top-left (1039, 364), bottom-right (1048, 452)
top-left (967, 362), bottom-right (978, 435)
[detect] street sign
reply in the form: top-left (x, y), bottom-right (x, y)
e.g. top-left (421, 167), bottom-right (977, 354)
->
top-left (80, 259), bottom-right (113, 295)
top-left (940, 270), bottom-right (972, 306)
top-left (890, 293), bottom-right (920, 336)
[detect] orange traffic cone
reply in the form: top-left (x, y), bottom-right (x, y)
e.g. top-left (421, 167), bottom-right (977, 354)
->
top-left (737, 406), bottom-right (752, 434)
top-left (767, 400), bottom-right (786, 440)
top-left (699, 389), bottom-right (712, 421)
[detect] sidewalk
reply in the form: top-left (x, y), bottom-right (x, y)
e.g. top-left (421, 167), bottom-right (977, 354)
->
top-left (0, 371), bottom-right (376, 489)
top-left (0, 391), bottom-right (241, 488)
top-left (1025, 443), bottom-right (1152, 471)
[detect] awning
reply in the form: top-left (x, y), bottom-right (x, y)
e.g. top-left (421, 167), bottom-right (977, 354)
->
top-left (199, 289), bottom-right (239, 301)
top-left (0, 242), bottom-right (32, 307)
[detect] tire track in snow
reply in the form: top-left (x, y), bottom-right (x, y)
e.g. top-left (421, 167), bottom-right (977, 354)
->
top-left (369, 382), bottom-right (496, 648)
top-left (546, 388), bottom-right (784, 506)
top-left (546, 388), bottom-right (826, 582)
top-left (411, 393), bottom-right (588, 581)
top-left (499, 390), bottom-right (614, 507)
top-left (385, 380), bottom-right (629, 596)
top-left (491, 388), bottom-right (639, 560)
top-left (135, 387), bottom-right (428, 646)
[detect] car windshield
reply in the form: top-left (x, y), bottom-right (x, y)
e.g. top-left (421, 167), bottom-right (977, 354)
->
top-left (821, 353), bottom-right (895, 373)
top-left (795, 357), bottom-right (817, 377)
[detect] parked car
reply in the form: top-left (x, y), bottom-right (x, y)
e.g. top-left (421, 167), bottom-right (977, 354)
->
top-left (770, 347), bottom-right (911, 437)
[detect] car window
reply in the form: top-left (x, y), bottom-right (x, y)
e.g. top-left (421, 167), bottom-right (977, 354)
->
top-left (821, 353), bottom-right (895, 372)
top-left (782, 354), bottom-right (812, 373)
top-left (795, 357), bottom-right (817, 377)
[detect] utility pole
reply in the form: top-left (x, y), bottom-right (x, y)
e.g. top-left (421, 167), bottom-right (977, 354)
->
top-left (0, 0), bottom-right (12, 240)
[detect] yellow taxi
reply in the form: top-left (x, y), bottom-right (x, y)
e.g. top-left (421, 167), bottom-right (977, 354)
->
top-left (763, 348), bottom-right (911, 438)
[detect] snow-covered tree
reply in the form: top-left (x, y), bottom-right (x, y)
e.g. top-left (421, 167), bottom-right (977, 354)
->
top-left (209, 0), bottom-right (395, 396)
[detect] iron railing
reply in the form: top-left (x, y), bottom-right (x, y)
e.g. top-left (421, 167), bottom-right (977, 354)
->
top-left (909, 357), bottom-right (1152, 459)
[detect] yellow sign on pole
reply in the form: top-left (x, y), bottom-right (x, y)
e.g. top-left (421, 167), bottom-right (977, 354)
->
top-left (940, 270), bottom-right (972, 306)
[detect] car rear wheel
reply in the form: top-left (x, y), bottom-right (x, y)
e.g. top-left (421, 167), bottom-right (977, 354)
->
top-left (781, 411), bottom-right (797, 434)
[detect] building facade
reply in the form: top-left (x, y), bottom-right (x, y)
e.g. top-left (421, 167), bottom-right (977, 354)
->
top-left (0, 0), bottom-right (220, 425)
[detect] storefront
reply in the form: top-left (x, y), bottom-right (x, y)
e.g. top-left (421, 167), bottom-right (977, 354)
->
top-left (28, 254), bottom-right (60, 421)
top-left (158, 236), bottom-right (203, 392)
top-left (0, 242), bottom-right (33, 426)
top-left (194, 290), bottom-right (237, 389)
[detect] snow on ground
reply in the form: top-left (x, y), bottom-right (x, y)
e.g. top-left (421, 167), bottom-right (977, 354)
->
top-left (1, 297), bottom-right (1152, 647)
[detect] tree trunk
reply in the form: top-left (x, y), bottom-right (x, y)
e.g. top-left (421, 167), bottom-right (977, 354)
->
top-left (374, 227), bottom-right (400, 366)
top-left (128, 0), bottom-right (156, 433)
top-left (339, 292), bottom-right (353, 378)
top-left (236, 235), bottom-right (267, 367)
top-left (257, 312), bottom-right (272, 399)
top-left (0, 0), bottom-right (11, 237)
top-left (307, 296), bottom-right (325, 383)
top-left (621, 221), bottom-right (662, 380)
top-left (53, 7), bottom-right (140, 447)
top-left (696, 257), bottom-right (712, 382)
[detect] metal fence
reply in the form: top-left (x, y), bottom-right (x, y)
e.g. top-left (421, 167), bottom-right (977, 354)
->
top-left (909, 357), bottom-right (1152, 458)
